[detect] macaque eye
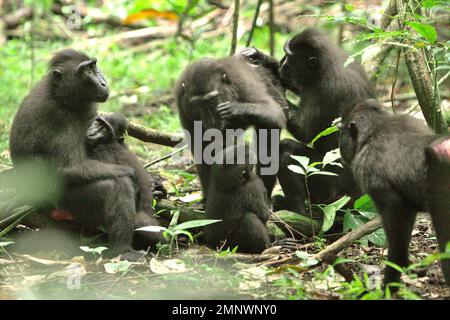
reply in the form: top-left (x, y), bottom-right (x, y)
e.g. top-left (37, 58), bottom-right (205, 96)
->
top-left (307, 57), bottom-right (318, 68)
top-left (222, 73), bottom-right (231, 84)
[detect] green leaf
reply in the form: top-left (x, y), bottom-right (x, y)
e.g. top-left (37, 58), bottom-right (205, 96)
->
top-left (79, 246), bottom-right (108, 255)
top-left (0, 241), bottom-right (14, 247)
top-left (343, 56), bottom-right (355, 68)
top-left (344, 3), bottom-right (354, 11)
top-left (354, 194), bottom-right (377, 213)
top-left (308, 161), bottom-right (322, 168)
top-left (287, 164), bottom-right (306, 175)
top-left (295, 251), bottom-right (319, 266)
top-left (407, 22), bottom-right (437, 43)
top-left (173, 219), bottom-right (221, 231)
top-left (173, 229), bottom-right (194, 242)
top-left (321, 196), bottom-right (351, 232)
top-left (136, 226), bottom-right (167, 232)
top-left (322, 149), bottom-right (341, 167)
top-left (310, 126), bottom-right (338, 146)
top-left (290, 155), bottom-right (310, 169)
top-left (343, 210), bottom-right (357, 233)
top-left (333, 257), bottom-right (354, 266)
top-left (104, 260), bottom-right (131, 273)
top-left (309, 171), bottom-right (339, 177)
top-left (421, 0), bottom-right (446, 8)
top-left (358, 210), bottom-right (378, 220)
top-left (365, 228), bottom-right (386, 246)
top-left (168, 210), bottom-right (180, 228)
top-left (384, 261), bottom-right (405, 273)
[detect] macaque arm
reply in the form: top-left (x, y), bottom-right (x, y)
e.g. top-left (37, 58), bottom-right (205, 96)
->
top-left (60, 159), bottom-right (134, 184)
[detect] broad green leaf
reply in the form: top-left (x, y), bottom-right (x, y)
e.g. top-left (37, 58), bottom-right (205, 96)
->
top-left (310, 126), bottom-right (338, 146)
top-left (173, 219), bottom-right (221, 231)
top-left (173, 229), bottom-right (194, 242)
top-left (354, 194), bottom-right (377, 213)
top-left (344, 3), bottom-right (354, 11)
top-left (407, 22), bottom-right (437, 43)
top-left (295, 251), bottom-right (319, 266)
top-left (309, 161), bottom-right (322, 168)
top-left (288, 164), bottom-right (306, 175)
top-left (104, 260), bottom-right (131, 273)
top-left (168, 210), bottom-right (180, 228)
top-left (79, 246), bottom-right (108, 255)
top-left (421, 0), bottom-right (446, 8)
top-left (358, 210), bottom-right (378, 220)
top-left (136, 226), bottom-right (167, 232)
top-left (343, 56), bottom-right (355, 68)
top-left (321, 196), bottom-right (351, 232)
top-left (0, 241), bottom-right (14, 247)
top-left (290, 155), bottom-right (310, 169)
top-left (361, 44), bottom-right (382, 66)
top-left (343, 210), bottom-right (355, 233)
top-left (322, 149), bottom-right (341, 167)
top-left (384, 261), bottom-right (405, 273)
top-left (309, 171), bottom-right (339, 177)
top-left (332, 257), bottom-right (354, 266)
top-left (365, 228), bottom-right (386, 246)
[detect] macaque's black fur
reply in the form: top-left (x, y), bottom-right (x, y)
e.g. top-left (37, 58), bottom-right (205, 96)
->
top-left (274, 28), bottom-right (375, 212)
top-left (174, 55), bottom-right (288, 198)
top-left (9, 49), bottom-right (144, 260)
top-left (204, 145), bottom-right (271, 253)
top-left (86, 113), bottom-right (165, 250)
top-left (339, 99), bottom-right (450, 288)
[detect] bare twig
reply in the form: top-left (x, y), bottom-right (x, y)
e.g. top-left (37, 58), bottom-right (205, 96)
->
top-left (144, 145), bottom-right (188, 168)
top-left (127, 122), bottom-right (183, 147)
top-left (230, 0), bottom-right (240, 55)
top-left (312, 216), bottom-right (383, 262)
top-left (246, 0), bottom-right (263, 47)
top-left (268, 0), bottom-right (275, 56)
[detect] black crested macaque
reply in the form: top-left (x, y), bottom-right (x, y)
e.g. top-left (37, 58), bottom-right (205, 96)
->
top-left (425, 136), bottom-right (450, 285)
top-left (85, 113), bottom-right (165, 250)
top-left (275, 27), bottom-right (376, 212)
top-left (338, 99), bottom-right (450, 288)
top-left (174, 55), bottom-right (288, 199)
top-left (204, 144), bottom-right (271, 253)
top-left (9, 49), bottom-right (143, 261)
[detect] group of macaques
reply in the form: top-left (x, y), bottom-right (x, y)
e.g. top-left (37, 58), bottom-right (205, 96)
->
top-left (7, 27), bottom-right (449, 289)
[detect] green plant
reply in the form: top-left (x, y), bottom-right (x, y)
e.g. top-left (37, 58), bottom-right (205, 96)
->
top-left (343, 195), bottom-right (386, 246)
top-left (137, 210), bottom-right (220, 256)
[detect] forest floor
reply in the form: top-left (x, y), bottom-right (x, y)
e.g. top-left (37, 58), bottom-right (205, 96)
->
top-left (0, 214), bottom-right (448, 300)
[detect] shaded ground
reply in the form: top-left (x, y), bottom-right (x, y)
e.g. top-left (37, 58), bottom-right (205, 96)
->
top-left (0, 215), bottom-right (448, 300)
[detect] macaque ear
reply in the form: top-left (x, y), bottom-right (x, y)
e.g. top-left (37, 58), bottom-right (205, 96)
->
top-left (307, 56), bottom-right (318, 68)
top-left (76, 59), bottom-right (97, 73)
top-left (283, 40), bottom-right (293, 55)
top-left (53, 69), bottom-right (62, 81)
top-left (240, 169), bottom-right (250, 182)
top-left (349, 121), bottom-right (358, 139)
top-left (222, 73), bottom-right (231, 84)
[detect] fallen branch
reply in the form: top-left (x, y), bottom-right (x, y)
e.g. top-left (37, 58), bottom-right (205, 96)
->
top-left (79, 25), bottom-right (178, 49)
top-left (312, 215), bottom-right (383, 261)
top-left (127, 122), bottom-right (183, 147)
top-left (1, 7), bottom-right (34, 29)
top-left (144, 146), bottom-right (188, 168)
